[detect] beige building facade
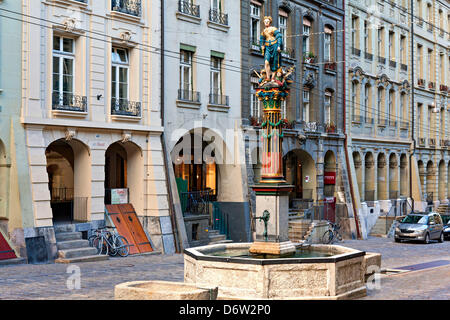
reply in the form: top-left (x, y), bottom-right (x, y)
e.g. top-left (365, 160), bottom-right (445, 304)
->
top-left (18, 0), bottom-right (176, 259)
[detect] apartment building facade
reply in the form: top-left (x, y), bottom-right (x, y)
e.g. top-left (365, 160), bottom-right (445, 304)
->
top-left (241, 0), bottom-right (357, 237)
top-left (412, 0), bottom-right (450, 208)
top-left (18, 0), bottom-right (176, 260)
top-left (163, 0), bottom-right (251, 244)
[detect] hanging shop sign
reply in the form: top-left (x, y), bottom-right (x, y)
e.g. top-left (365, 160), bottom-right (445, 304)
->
top-left (324, 171), bottom-right (336, 185)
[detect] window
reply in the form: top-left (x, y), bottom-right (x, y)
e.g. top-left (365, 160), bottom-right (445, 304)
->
top-left (52, 36), bottom-right (75, 104)
top-left (426, 3), bottom-right (432, 26)
top-left (302, 18), bottom-right (311, 56)
top-left (324, 91), bottom-right (332, 124)
top-left (400, 35), bottom-right (406, 64)
top-left (364, 84), bottom-right (371, 122)
top-left (210, 56), bottom-right (222, 96)
top-left (250, 3), bottom-right (261, 44)
top-left (179, 49), bottom-right (193, 99)
top-left (111, 47), bottom-right (129, 104)
top-left (363, 20), bottom-right (370, 54)
top-left (378, 27), bottom-right (385, 58)
top-left (324, 26), bottom-right (333, 62)
top-left (250, 84), bottom-right (261, 118)
top-left (440, 53), bottom-right (445, 84)
top-left (400, 92), bottom-right (407, 122)
top-left (427, 49), bottom-right (433, 82)
top-left (211, 0), bottom-right (221, 11)
top-left (389, 90), bottom-right (395, 126)
top-left (377, 87), bottom-right (384, 123)
top-left (279, 11), bottom-right (288, 50)
top-left (389, 31), bottom-right (395, 61)
top-left (351, 82), bottom-right (357, 118)
top-left (352, 16), bottom-right (359, 50)
top-left (417, 44), bottom-right (423, 79)
top-left (303, 90), bottom-right (310, 122)
top-left (418, 103), bottom-right (423, 137)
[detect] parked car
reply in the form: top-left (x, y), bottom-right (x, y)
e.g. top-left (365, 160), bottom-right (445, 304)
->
top-left (394, 212), bottom-right (445, 244)
top-left (442, 215), bottom-right (450, 240)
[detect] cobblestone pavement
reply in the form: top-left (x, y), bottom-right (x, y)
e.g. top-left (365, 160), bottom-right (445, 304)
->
top-left (0, 237), bottom-right (449, 300)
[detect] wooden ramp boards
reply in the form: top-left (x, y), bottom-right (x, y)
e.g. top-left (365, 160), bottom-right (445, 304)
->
top-left (105, 204), bottom-right (153, 255)
top-left (0, 230), bottom-right (17, 260)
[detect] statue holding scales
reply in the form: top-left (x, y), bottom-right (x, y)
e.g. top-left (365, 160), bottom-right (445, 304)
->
top-left (260, 16), bottom-right (283, 83)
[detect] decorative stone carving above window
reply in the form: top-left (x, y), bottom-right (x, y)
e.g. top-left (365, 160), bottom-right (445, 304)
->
top-left (65, 128), bottom-right (77, 141)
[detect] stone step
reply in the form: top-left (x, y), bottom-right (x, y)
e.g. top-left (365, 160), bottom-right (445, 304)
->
top-left (55, 232), bottom-right (82, 242)
top-left (55, 254), bottom-right (109, 264)
top-left (208, 229), bottom-right (220, 236)
top-left (57, 239), bottom-right (90, 250)
top-left (208, 239), bottom-right (233, 245)
top-left (54, 224), bottom-right (76, 234)
top-left (58, 247), bottom-right (98, 259)
top-left (208, 234), bottom-right (227, 242)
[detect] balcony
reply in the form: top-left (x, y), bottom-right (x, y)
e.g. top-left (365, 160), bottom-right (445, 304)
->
top-left (249, 115), bottom-right (264, 127)
top-left (178, 89), bottom-right (200, 103)
top-left (365, 117), bottom-right (374, 124)
top-left (281, 47), bottom-right (295, 60)
top-left (111, 0), bottom-right (141, 17)
top-left (377, 118), bottom-right (388, 127)
top-left (177, 0), bottom-right (201, 23)
top-left (351, 47), bottom-right (361, 57)
top-left (440, 84), bottom-right (448, 93)
top-left (209, 8), bottom-right (228, 26)
top-left (428, 82), bottom-right (435, 91)
top-left (378, 56), bottom-right (386, 64)
top-left (250, 38), bottom-right (261, 52)
top-left (400, 120), bottom-right (409, 129)
top-left (352, 114), bottom-right (363, 123)
top-left (111, 98), bottom-right (141, 117)
top-left (303, 53), bottom-right (316, 64)
top-left (209, 93), bottom-right (229, 106)
top-left (364, 52), bottom-right (373, 61)
top-left (429, 138), bottom-right (436, 147)
top-left (52, 93), bottom-right (87, 113)
top-left (324, 61), bottom-right (337, 73)
top-left (418, 138), bottom-right (425, 146)
top-left (388, 119), bottom-right (397, 128)
top-left (325, 123), bottom-right (337, 134)
top-left (400, 63), bottom-right (408, 71)
top-left (389, 60), bottom-right (397, 68)
top-left (417, 78), bottom-right (426, 87)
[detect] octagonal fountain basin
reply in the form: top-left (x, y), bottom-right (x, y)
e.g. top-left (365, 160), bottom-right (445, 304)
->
top-left (184, 243), bottom-right (367, 300)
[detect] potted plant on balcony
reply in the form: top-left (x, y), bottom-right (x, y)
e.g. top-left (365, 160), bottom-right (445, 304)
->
top-left (325, 122), bottom-right (336, 133)
top-left (303, 52), bottom-right (315, 63)
top-left (250, 116), bottom-right (261, 127)
top-left (282, 119), bottom-right (295, 129)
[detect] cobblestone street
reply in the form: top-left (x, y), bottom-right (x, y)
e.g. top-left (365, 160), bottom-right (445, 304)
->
top-left (0, 237), bottom-right (449, 300)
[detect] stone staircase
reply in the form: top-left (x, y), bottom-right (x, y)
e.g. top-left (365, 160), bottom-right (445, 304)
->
top-left (288, 220), bottom-right (313, 242)
top-left (437, 203), bottom-right (450, 215)
top-left (54, 224), bottom-right (109, 264)
top-left (207, 229), bottom-right (232, 245)
top-left (369, 215), bottom-right (396, 237)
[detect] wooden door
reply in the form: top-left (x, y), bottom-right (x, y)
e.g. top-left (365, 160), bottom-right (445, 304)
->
top-left (105, 205), bottom-right (139, 255)
top-left (118, 204), bottom-right (153, 253)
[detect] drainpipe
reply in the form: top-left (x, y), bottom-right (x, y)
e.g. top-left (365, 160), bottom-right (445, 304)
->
top-left (342, 0), bottom-right (361, 239)
top-left (409, 0), bottom-right (416, 212)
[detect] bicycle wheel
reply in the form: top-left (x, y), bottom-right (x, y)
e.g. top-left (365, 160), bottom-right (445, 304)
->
top-left (115, 236), bottom-right (130, 257)
top-left (92, 236), bottom-right (108, 255)
top-left (321, 230), bottom-right (333, 244)
top-left (107, 234), bottom-right (118, 257)
top-left (88, 235), bottom-right (97, 247)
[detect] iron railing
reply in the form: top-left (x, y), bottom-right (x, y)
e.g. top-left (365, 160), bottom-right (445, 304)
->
top-left (178, 0), bottom-right (200, 17)
top-left (209, 9), bottom-right (228, 25)
top-left (112, 0), bottom-right (141, 17)
top-left (52, 93), bottom-right (87, 112)
top-left (351, 47), bottom-right (361, 56)
top-left (378, 56), bottom-right (386, 64)
top-left (364, 52), bottom-right (373, 60)
top-left (209, 93), bottom-right (229, 106)
top-left (212, 202), bottom-right (230, 239)
top-left (50, 187), bottom-right (74, 202)
top-left (178, 89), bottom-right (201, 103)
top-left (281, 47), bottom-right (295, 59)
top-left (389, 60), bottom-right (397, 68)
top-left (400, 63), bottom-right (408, 71)
top-left (324, 61), bottom-right (337, 71)
top-left (180, 190), bottom-right (213, 216)
top-left (111, 98), bottom-right (141, 117)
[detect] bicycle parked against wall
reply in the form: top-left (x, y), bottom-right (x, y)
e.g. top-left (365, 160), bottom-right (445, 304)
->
top-left (88, 226), bottom-right (130, 257)
top-left (321, 222), bottom-right (343, 244)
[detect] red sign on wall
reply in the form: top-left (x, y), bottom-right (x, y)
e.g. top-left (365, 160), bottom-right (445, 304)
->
top-left (0, 232), bottom-right (16, 261)
top-left (324, 171), bottom-right (336, 185)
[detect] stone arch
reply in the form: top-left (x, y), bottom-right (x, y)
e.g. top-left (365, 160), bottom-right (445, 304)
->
top-left (377, 153), bottom-right (387, 200)
top-left (283, 149), bottom-right (316, 203)
top-left (426, 160), bottom-right (435, 202)
top-left (389, 153), bottom-right (399, 199)
top-left (353, 151), bottom-right (363, 201)
top-left (418, 160), bottom-right (425, 198)
top-left (364, 152), bottom-right (375, 201)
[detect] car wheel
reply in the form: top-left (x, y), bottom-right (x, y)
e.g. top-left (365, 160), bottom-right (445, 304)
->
top-left (438, 232), bottom-right (444, 243)
top-left (395, 238), bottom-right (401, 243)
top-left (424, 233), bottom-right (430, 244)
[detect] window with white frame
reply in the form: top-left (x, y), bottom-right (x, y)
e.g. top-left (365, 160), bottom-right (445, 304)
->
top-left (250, 83), bottom-right (261, 119)
top-left (279, 13), bottom-right (288, 51)
top-left (303, 90), bottom-right (310, 122)
top-left (180, 49), bottom-right (193, 100)
top-left (351, 82), bottom-right (357, 119)
top-left (400, 35), bottom-right (406, 64)
top-left (388, 90), bottom-right (395, 125)
top-left (364, 21), bottom-right (369, 53)
top-left (324, 91), bottom-right (332, 124)
top-left (324, 26), bottom-right (333, 62)
top-left (377, 87), bottom-right (384, 122)
top-left (302, 18), bottom-right (311, 56)
top-left (250, 3), bottom-right (261, 44)
top-left (427, 49), bottom-right (433, 82)
top-left (211, 0), bottom-right (221, 11)
top-left (281, 99), bottom-right (287, 119)
top-left (53, 36), bottom-right (75, 105)
top-left (210, 56), bottom-right (222, 97)
top-left (111, 47), bottom-right (129, 105)
top-left (364, 84), bottom-right (371, 121)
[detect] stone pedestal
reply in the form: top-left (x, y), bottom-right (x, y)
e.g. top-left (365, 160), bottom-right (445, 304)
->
top-left (250, 183), bottom-right (296, 255)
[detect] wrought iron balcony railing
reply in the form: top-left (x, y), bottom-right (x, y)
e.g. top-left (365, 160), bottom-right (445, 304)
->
top-left (364, 52), bottom-right (373, 61)
top-left (440, 84), bottom-right (448, 92)
top-left (429, 138), bottom-right (436, 147)
top-left (352, 114), bottom-right (363, 123)
top-left (377, 118), bottom-right (388, 126)
top-left (112, 0), bottom-right (142, 17)
top-left (178, 89), bottom-right (201, 103)
top-left (388, 119), bottom-right (397, 127)
top-left (178, 0), bottom-right (200, 18)
top-left (111, 98), bottom-right (141, 117)
top-left (209, 93), bottom-right (229, 106)
top-left (428, 82), bottom-right (435, 91)
top-left (418, 137), bottom-right (426, 146)
top-left (52, 93), bottom-right (87, 112)
top-left (400, 63), bottom-right (408, 71)
top-left (324, 61), bottom-right (337, 71)
top-left (281, 47), bottom-right (295, 59)
top-left (389, 60), bottom-right (397, 68)
top-left (378, 56), bottom-right (386, 64)
top-left (417, 78), bottom-right (426, 87)
top-left (209, 9), bottom-right (228, 26)
top-left (351, 47), bottom-right (361, 56)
